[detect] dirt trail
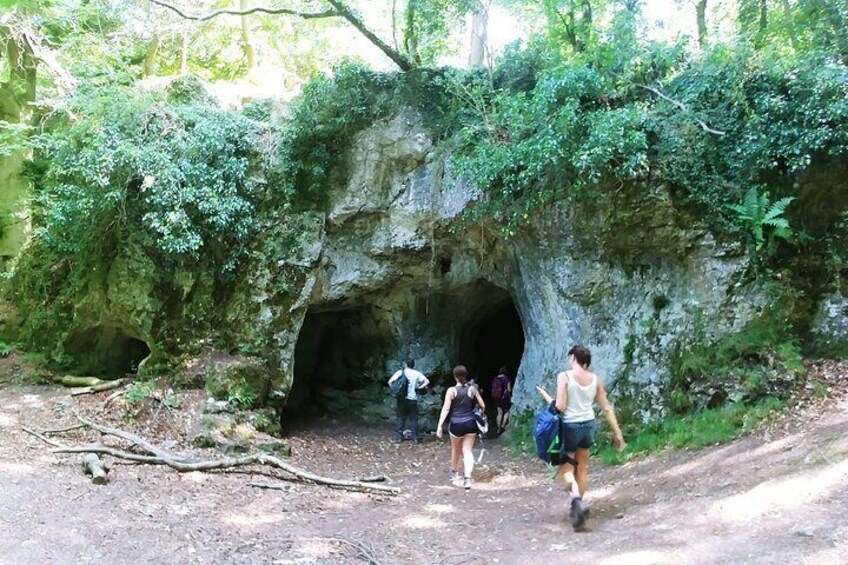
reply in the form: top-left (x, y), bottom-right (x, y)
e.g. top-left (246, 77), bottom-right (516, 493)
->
top-left (1, 379), bottom-right (847, 565)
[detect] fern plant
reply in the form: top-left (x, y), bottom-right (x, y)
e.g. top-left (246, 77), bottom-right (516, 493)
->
top-left (728, 187), bottom-right (795, 254)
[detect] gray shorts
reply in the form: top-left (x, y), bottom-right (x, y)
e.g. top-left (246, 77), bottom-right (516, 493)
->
top-left (560, 419), bottom-right (597, 452)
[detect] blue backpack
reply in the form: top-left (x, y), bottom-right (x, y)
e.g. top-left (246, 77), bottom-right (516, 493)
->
top-left (533, 403), bottom-right (577, 467)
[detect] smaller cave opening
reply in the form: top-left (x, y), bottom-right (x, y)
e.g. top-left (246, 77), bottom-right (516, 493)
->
top-left (69, 325), bottom-right (151, 378)
top-left (290, 306), bottom-right (391, 418)
top-left (439, 256), bottom-right (452, 275)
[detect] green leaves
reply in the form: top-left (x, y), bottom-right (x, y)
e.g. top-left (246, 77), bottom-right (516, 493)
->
top-left (33, 85), bottom-right (262, 267)
top-left (728, 187), bottom-right (796, 254)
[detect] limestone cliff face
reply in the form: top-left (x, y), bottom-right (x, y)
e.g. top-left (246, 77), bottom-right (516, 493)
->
top-left (284, 108), bottom-right (766, 413)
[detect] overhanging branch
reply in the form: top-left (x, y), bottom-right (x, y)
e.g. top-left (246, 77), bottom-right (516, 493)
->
top-left (146, 0), bottom-right (341, 22)
top-left (636, 83), bottom-right (726, 136)
top-left (145, 0), bottom-right (413, 71)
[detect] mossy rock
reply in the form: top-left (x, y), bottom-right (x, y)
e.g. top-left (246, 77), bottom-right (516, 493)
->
top-left (179, 349), bottom-right (272, 408)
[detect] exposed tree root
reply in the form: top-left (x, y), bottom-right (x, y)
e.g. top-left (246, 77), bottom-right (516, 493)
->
top-left (23, 413), bottom-right (401, 495)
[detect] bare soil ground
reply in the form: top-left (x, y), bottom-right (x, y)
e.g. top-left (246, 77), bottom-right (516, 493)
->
top-left (1, 361), bottom-right (847, 565)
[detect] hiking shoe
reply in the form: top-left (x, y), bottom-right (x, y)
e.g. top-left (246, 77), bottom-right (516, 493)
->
top-left (390, 436), bottom-right (402, 444)
top-left (449, 469), bottom-right (458, 483)
top-left (570, 497), bottom-right (589, 530)
top-left (462, 477), bottom-right (471, 490)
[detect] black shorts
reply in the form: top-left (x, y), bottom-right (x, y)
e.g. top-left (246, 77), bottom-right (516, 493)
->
top-left (497, 398), bottom-right (512, 411)
top-left (449, 420), bottom-right (478, 437)
top-left (560, 420), bottom-right (597, 452)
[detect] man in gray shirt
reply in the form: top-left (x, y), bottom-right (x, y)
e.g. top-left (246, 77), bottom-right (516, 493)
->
top-left (388, 358), bottom-right (430, 443)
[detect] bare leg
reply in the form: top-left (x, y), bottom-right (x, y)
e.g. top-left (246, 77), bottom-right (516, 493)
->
top-left (496, 407), bottom-right (504, 431)
top-left (461, 434), bottom-right (476, 487)
top-left (574, 448), bottom-right (590, 496)
top-left (450, 435), bottom-right (462, 477)
top-left (559, 459), bottom-right (581, 499)
top-left (560, 454), bottom-right (588, 529)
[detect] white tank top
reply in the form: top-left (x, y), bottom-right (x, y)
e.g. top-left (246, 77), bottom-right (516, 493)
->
top-left (562, 371), bottom-right (597, 423)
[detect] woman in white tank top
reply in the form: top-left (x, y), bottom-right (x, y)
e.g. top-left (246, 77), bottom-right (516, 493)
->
top-left (535, 345), bottom-right (626, 531)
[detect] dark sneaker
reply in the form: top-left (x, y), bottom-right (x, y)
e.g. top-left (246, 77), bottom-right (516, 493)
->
top-left (462, 477), bottom-right (471, 490)
top-left (390, 436), bottom-right (402, 444)
top-left (570, 497), bottom-right (589, 530)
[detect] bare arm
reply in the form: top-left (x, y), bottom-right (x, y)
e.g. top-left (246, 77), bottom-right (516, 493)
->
top-left (474, 389), bottom-right (485, 411)
top-left (436, 388), bottom-right (455, 438)
top-left (535, 385), bottom-right (553, 404)
top-left (595, 380), bottom-right (626, 450)
top-left (554, 371), bottom-right (568, 414)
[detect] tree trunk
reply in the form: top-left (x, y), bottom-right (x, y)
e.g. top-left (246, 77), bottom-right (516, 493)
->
top-left (239, 0), bottom-right (256, 71)
top-left (54, 375), bottom-right (107, 387)
top-left (468, 1), bottom-right (489, 68)
top-left (696, 0), bottom-right (708, 47)
top-left (780, 0), bottom-right (797, 48)
top-left (142, 35), bottom-right (160, 77)
top-left (0, 26), bottom-right (35, 268)
top-left (179, 32), bottom-right (189, 75)
top-left (403, 0), bottom-right (420, 66)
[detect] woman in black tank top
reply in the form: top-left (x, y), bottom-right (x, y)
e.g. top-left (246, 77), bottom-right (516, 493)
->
top-left (436, 365), bottom-right (486, 490)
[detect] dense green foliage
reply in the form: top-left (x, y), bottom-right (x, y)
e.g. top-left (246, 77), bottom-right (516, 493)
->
top-left (32, 83), bottom-right (261, 266)
top-left (448, 44), bottom-right (848, 237)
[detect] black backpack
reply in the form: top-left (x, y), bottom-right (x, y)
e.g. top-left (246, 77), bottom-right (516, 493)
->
top-left (389, 368), bottom-right (408, 401)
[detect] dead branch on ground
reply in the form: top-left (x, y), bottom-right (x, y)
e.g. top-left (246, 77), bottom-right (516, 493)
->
top-left (23, 414), bottom-right (401, 495)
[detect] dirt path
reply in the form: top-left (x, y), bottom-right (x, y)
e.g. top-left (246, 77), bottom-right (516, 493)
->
top-left (1, 380), bottom-right (847, 565)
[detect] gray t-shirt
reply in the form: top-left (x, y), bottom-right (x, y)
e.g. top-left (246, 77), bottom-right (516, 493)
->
top-left (388, 368), bottom-right (429, 401)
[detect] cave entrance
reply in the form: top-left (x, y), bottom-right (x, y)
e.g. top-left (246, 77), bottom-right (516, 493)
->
top-left (290, 306), bottom-right (390, 416)
top-left (69, 325), bottom-right (151, 378)
top-left (456, 281), bottom-right (524, 402)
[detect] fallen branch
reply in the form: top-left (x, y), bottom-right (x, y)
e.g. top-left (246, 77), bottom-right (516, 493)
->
top-left (39, 423), bottom-right (86, 435)
top-left (53, 375), bottom-right (105, 388)
top-left (22, 427), bottom-right (65, 448)
top-left (247, 482), bottom-right (295, 492)
top-left (102, 388), bottom-right (126, 410)
top-left (25, 416), bottom-right (401, 495)
top-left (72, 411), bottom-right (191, 462)
top-left (50, 444), bottom-right (400, 494)
top-left (635, 83), bottom-right (726, 136)
top-left (70, 378), bottom-right (126, 397)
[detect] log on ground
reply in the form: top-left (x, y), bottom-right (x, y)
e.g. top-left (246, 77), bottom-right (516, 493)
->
top-left (81, 453), bottom-right (110, 485)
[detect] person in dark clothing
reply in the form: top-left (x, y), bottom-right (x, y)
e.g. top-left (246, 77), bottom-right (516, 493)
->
top-left (491, 366), bottom-right (512, 435)
top-left (387, 358), bottom-right (430, 443)
top-left (436, 365), bottom-right (485, 489)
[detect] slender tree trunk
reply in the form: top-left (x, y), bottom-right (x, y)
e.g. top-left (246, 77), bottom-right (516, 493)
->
top-left (403, 0), bottom-right (420, 66)
top-left (696, 0), bottom-right (708, 47)
top-left (468, 0), bottom-right (489, 68)
top-left (0, 26), bottom-right (35, 267)
top-left (780, 0), bottom-right (797, 48)
top-left (239, 0), bottom-right (256, 71)
top-left (758, 0), bottom-right (768, 34)
top-left (179, 32), bottom-right (188, 74)
top-left (142, 34), bottom-right (160, 77)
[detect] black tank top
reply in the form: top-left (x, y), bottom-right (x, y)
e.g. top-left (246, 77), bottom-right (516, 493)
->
top-left (450, 384), bottom-right (475, 423)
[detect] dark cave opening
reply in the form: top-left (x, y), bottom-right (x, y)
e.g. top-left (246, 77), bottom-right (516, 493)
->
top-left (69, 325), bottom-right (151, 378)
top-left (456, 281), bottom-right (525, 403)
top-left (290, 306), bottom-right (390, 414)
